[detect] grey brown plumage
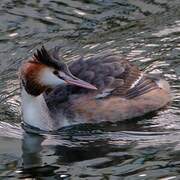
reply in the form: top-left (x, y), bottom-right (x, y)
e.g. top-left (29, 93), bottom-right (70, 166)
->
top-left (46, 52), bottom-right (158, 101)
top-left (20, 46), bottom-right (171, 131)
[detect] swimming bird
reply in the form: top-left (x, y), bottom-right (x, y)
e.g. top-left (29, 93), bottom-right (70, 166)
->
top-left (20, 46), bottom-right (171, 131)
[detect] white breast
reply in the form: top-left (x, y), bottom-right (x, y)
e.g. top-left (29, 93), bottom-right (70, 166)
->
top-left (21, 88), bottom-right (58, 131)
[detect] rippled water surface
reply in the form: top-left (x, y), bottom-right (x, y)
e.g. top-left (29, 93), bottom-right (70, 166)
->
top-left (0, 0), bottom-right (180, 179)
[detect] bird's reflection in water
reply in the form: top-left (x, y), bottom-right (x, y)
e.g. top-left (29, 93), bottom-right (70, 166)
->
top-left (18, 127), bottom-right (133, 179)
top-left (22, 133), bottom-right (44, 169)
top-left (15, 114), bottom-right (176, 179)
top-left (18, 133), bottom-right (57, 179)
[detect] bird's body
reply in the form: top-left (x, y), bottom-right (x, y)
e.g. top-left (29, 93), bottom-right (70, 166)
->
top-left (20, 47), bottom-right (171, 131)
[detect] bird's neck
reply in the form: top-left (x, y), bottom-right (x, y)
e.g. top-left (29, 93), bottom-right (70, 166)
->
top-left (21, 87), bottom-right (58, 131)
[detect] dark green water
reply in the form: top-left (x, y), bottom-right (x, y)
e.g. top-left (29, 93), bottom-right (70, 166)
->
top-left (0, 0), bottom-right (180, 179)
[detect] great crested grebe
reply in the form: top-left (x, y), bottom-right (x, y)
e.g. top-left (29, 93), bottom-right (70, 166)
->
top-left (20, 46), bottom-right (171, 131)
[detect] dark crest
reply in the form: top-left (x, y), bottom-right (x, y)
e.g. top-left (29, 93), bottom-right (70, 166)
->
top-left (33, 46), bottom-right (64, 70)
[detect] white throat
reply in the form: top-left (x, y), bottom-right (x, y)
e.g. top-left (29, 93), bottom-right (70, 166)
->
top-left (21, 87), bottom-right (58, 131)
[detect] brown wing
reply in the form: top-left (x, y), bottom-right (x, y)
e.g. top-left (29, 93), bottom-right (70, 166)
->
top-left (45, 54), bottom-right (158, 106)
top-left (69, 54), bottom-right (128, 90)
top-left (68, 54), bottom-right (149, 96)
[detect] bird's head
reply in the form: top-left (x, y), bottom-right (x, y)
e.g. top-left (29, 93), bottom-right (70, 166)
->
top-left (20, 46), bottom-right (97, 96)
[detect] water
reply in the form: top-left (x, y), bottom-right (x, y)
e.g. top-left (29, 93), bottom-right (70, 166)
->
top-left (0, 0), bottom-right (180, 179)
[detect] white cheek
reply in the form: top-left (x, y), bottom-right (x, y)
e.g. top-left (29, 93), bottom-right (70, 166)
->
top-left (40, 69), bottom-right (66, 87)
